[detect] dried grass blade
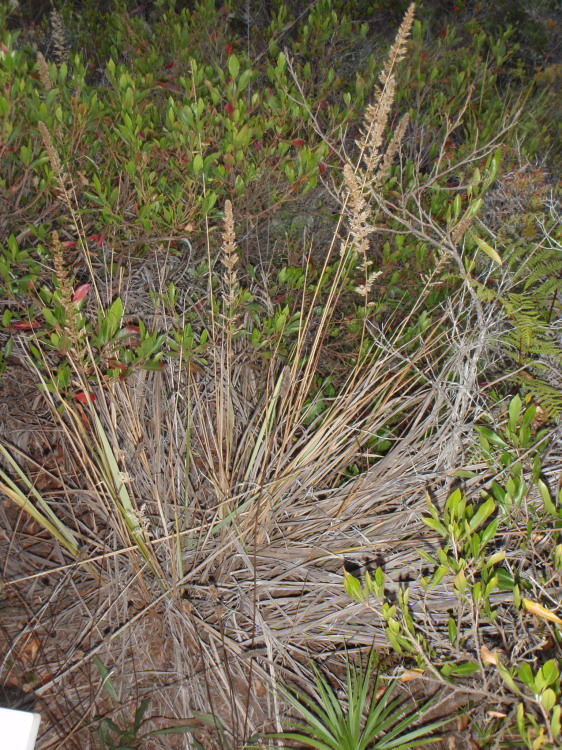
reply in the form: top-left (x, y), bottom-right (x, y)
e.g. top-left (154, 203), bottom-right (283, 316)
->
top-left (243, 367), bottom-right (285, 483)
top-left (90, 411), bottom-right (161, 577)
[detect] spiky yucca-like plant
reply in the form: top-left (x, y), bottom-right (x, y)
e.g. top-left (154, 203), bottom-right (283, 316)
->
top-left (271, 653), bottom-right (446, 750)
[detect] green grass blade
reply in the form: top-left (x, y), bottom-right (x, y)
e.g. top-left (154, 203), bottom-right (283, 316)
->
top-left (0, 445), bottom-right (81, 558)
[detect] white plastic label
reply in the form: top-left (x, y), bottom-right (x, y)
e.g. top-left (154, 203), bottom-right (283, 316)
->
top-left (0, 707), bottom-right (41, 750)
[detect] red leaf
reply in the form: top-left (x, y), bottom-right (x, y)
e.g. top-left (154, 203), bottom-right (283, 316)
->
top-left (60, 240), bottom-right (77, 248)
top-left (164, 61), bottom-right (174, 69)
top-left (226, 43), bottom-right (233, 56)
top-left (7, 321), bottom-right (40, 330)
top-left (318, 162), bottom-right (327, 175)
top-left (125, 325), bottom-right (140, 333)
top-left (292, 138), bottom-right (305, 147)
top-left (106, 359), bottom-right (127, 371)
top-left (156, 81), bottom-right (180, 92)
top-left (73, 283), bottom-right (91, 302)
top-left (74, 391), bottom-right (96, 404)
top-left (88, 233), bottom-right (104, 247)
top-left (224, 101), bottom-right (235, 116)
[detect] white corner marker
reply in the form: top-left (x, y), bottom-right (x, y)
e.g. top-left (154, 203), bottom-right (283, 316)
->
top-left (0, 707), bottom-right (41, 750)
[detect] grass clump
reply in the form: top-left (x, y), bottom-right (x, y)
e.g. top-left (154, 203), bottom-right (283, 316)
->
top-left (0, 1), bottom-right (560, 749)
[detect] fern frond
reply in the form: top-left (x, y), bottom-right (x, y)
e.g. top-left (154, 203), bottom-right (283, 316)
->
top-left (513, 374), bottom-right (562, 418)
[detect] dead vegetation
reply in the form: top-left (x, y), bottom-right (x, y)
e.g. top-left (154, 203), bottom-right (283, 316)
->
top-left (1, 2), bottom-right (561, 749)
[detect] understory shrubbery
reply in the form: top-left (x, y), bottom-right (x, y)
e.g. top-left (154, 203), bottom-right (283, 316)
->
top-left (0, 1), bottom-right (560, 748)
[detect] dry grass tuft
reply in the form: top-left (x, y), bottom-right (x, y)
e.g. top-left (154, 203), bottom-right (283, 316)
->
top-left (2, 6), bottom-right (465, 747)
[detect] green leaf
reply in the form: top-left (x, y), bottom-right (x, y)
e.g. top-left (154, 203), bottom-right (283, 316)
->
top-left (487, 147), bottom-right (501, 185)
top-left (42, 307), bottom-right (59, 327)
top-left (431, 565), bottom-right (448, 587)
top-left (469, 497), bottom-right (496, 532)
top-left (520, 403), bottom-right (536, 433)
top-left (134, 699), bottom-right (150, 731)
top-left (343, 570), bottom-right (362, 601)
top-left (496, 568), bottom-right (515, 591)
top-left (517, 662), bottom-right (534, 688)
top-left (508, 395), bottom-right (522, 431)
top-left (541, 688), bottom-right (557, 712)
top-left (233, 123), bottom-right (251, 148)
top-left (446, 488), bottom-right (464, 520)
top-left (228, 54), bottom-right (239, 80)
top-left (454, 569), bottom-right (467, 594)
top-left (487, 550), bottom-right (505, 567)
top-left (538, 479), bottom-right (559, 517)
top-left (237, 68), bottom-right (253, 92)
top-left (475, 426), bottom-right (507, 448)
top-left (498, 661), bottom-right (523, 696)
top-left (192, 153), bottom-right (203, 175)
top-left (93, 657), bottom-right (119, 703)
top-left (104, 297), bottom-right (123, 340)
top-left (448, 661), bottom-right (480, 677)
top-left (447, 617), bottom-right (457, 645)
top-left (480, 518), bottom-right (498, 548)
top-left (551, 704), bottom-right (561, 736)
top-left (453, 469), bottom-right (478, 478)
top-left (421, 516), bottom-right (447, 537)
top-left (452, 193), bottom-right (461, 219)
top-left (539, 659), bottom-right (559, 689)
top-left (416, 548), bottom-right (436, 565)
top-left (20, 144), bottom-right (31, 166)
top-left (471, 232), bottom-right (502, 266)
